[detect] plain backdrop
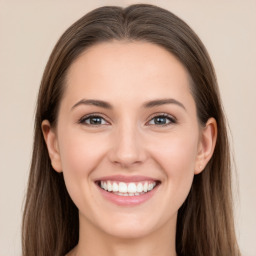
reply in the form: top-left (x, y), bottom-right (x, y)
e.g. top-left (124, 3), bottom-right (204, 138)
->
top-left (0, 0), bottom-right (255, 255)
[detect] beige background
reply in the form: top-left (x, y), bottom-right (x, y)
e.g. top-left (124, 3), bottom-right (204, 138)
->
top-left (0, 0), bottom-right (255, 255)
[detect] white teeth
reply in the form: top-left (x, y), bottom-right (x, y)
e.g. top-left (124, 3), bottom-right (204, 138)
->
top-left (127, 183), bottom-right (137, 193)
top-left (99, 181), bottom-right (157, 195)
top-left (137, 183), bottom-right (143, 192)
top-left (119, 182), bottom-right (128, 193)
top-left (143, 182), bottom-right (148, 192)
top-left (112, 182), bottom-right (118, 192)
top-left (148, 183), bottom-right (153, 191)
top-left (107, 181), bottom-right (112, 192)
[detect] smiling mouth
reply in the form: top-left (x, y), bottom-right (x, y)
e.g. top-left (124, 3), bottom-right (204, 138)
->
top-left (96, 180), bottom-right (161, 196)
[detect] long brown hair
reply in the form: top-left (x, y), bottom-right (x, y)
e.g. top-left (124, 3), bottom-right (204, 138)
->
top-left (22, 4), bottom-right (240, 256)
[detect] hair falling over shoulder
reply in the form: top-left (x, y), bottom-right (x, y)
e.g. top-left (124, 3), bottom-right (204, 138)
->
top-left (22, 4), bottom-right (241, 256)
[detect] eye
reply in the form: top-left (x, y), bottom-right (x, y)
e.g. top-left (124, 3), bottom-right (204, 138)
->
top-left (79, 114), bottom-right (109, 126)
top-left (147, 114), bottom-right (176, 126)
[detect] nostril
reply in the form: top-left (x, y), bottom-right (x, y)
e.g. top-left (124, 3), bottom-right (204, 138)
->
top-left (108, 137), bottom-right (147, 167)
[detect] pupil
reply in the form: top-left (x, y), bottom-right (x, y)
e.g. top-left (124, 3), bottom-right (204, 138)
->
top-left (91, 117), bottom-right (101, 124)
top-left (154, 117), bottom-right (166, 124)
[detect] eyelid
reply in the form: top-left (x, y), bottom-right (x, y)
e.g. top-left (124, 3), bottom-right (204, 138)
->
top-left (146, 112), bottom-right (177, 126)
top-left (77, 112), bottom-right (177, 127)
top-left (78, 113), bottom-right (111, 125)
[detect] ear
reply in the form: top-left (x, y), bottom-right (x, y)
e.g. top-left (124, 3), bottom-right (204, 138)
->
top-left (195, 117), bottom-right (217, 174)
top-left (41, 120), bottom-right (62, 173)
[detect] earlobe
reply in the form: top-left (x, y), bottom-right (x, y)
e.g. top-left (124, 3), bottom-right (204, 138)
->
top-left (195, 117), bottom-right (217, 174)
top-left (41, 120), bottom-right (62, 173)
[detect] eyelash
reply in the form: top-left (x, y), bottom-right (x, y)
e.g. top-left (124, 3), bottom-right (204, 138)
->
top-left (78, 113), bottom-right (177, 127)
top-left (78, 113), bottom-right (109, 126)
top-left (147, 113), bottom-right (176, 126)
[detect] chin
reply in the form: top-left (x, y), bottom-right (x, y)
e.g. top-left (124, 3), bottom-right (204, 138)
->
top-left (105, 225), bottom-right (154, 240)
top-left (98, 214), bottom-right (160, 240)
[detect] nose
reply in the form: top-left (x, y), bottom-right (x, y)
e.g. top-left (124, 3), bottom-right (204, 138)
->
top-left (108, 122), bottom-right (147, 168)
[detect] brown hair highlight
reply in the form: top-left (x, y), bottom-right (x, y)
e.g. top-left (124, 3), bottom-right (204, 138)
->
top-left (22, 4), bottom-right (240, 256)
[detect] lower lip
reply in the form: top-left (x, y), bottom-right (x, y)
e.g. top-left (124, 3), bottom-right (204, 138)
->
top-left (97, 184), bottom-right (159, 206)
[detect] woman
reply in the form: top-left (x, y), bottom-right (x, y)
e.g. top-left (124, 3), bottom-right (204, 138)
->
top-left (22, 4), bottom-right (241, 256)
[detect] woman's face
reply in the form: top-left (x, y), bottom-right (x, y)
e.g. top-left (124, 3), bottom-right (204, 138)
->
top-left (43, 41), bottom-right (215, 239)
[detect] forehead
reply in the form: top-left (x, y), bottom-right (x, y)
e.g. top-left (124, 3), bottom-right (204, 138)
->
top-left (63, 41), bottom-right (194, 108)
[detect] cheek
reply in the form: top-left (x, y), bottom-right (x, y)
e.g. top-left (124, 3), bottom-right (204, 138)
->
top-left (57, 129), bottom-right (107, 203)
top-left (58, 128), bottom-right (106, 174)
top-left (151, 132), bottom-right (198, 205)
top-left (152, 131), bottom-right (198, 174)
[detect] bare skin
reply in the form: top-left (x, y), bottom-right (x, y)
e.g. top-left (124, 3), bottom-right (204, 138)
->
top-left (42, 41), bottom-right (217, 256)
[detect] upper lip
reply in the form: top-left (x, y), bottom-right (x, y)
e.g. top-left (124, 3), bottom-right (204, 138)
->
top-left (95, 175), bottom-right (160, 183)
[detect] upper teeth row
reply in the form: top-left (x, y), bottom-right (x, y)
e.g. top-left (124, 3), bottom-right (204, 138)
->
top-left (100, 181), bottom-right (157, 193)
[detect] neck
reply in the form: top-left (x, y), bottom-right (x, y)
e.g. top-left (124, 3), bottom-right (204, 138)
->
top-left (74, 213), bottom-right (177, 256)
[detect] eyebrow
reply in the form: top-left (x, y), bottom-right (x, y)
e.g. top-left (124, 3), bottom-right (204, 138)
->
top-left (143, 98), bottom-right (186, 111)
top-left (71, 98), bottom-right (186, 111)
top-left (71, 99), bottom-right (113, 110)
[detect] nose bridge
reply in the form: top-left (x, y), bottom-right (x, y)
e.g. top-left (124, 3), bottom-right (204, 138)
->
top-left (109, 116), bottom-right (146, 167)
